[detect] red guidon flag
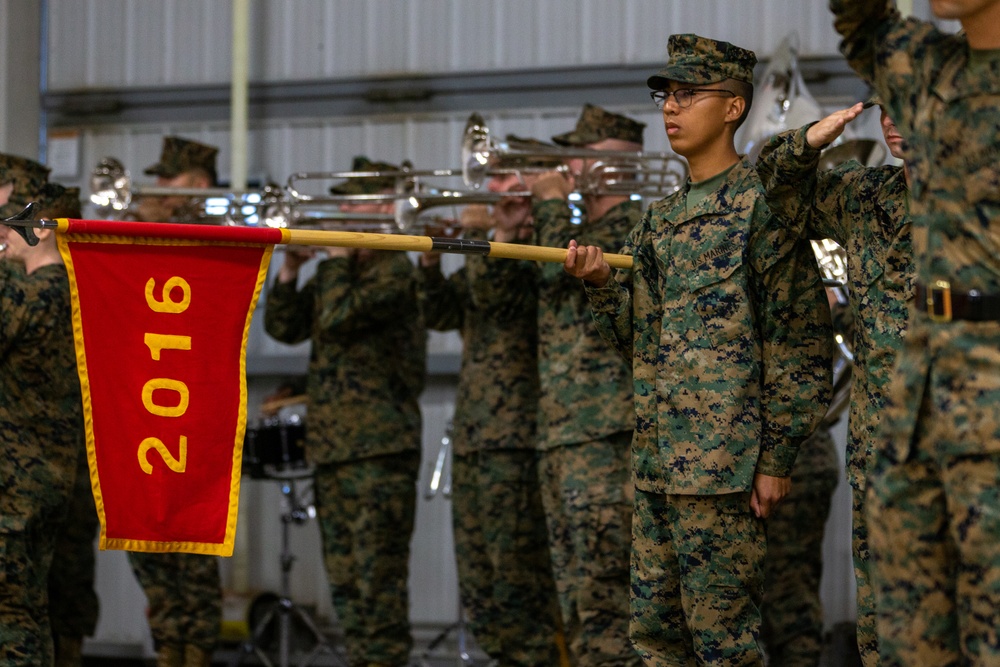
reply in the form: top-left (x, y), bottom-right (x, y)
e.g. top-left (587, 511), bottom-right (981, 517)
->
top-left (56, 219), bottom-right (286, 556)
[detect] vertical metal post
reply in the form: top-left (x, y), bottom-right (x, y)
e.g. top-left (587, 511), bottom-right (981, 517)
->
top-left (231, 0), bottom-right (250, 190)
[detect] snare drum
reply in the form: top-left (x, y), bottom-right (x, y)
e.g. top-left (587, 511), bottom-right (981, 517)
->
top-left (243, 415), bottom-right (310, 479)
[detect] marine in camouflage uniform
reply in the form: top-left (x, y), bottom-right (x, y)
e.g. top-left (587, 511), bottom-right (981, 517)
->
top-left (760, 300), bottom-right (851, 667)
top-left (527, 104), bottom-right (645, 666)
top-left (756, 102), bottom-right (913, 666)
top-left (417, 193), bottom-right (561, 665)
top-left (32, 187), bottom-right (101, 667)
top-left (570, 35), bottom-right (832, 666)
top-left (830, 2), bottom-right (1000, 664)
top-left (133, 136), bottom-right (219, 223)
top-left (264, 156), bottom-right (425, 667)
top-left (1, 182), bottom-right (85, 667)
top-left (0, 153), bottom-right (51, 220)
top-left (760, 427), bottom-right (839, 667)
top-left (126, 136), bottom-right (222, 667)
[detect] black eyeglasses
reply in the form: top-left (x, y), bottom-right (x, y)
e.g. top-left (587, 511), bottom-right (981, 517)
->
top-left (650, 88), bottom-right (736, 110)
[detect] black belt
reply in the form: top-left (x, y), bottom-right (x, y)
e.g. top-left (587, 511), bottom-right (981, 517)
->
top-left (916, 281), bottom-right (1000, 322)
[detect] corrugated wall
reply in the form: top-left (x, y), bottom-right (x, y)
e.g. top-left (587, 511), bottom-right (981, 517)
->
top-left (48, 0), bottom-right (843, 88)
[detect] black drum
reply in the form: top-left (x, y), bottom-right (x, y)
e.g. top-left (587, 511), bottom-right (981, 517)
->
top-left (243, 415), bottom-right (310, 479)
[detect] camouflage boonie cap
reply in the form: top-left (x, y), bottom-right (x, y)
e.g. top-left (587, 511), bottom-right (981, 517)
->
top-left (647, 34), bottom-right (757, 89)
top-left (0, 153), bottom-right (51, 219)
top-left (329, 156), bottom-right (403, 195)
top-left (144, 136), bottom-right (219, 178)
top-left (36, 183), bottom-right (82, 218)
top-left (551, 104), bottom-right (646, 147)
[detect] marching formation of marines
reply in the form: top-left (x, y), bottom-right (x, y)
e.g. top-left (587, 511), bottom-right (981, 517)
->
top-left (2, 1), bottom-right (999, 666)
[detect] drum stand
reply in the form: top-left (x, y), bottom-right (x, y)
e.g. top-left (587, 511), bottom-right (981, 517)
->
top-left (418, 428), bottom-right (482, 667)
top-left (231, 474), bottom-right (346, 667)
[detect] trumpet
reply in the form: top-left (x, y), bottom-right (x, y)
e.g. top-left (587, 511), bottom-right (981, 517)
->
top-left (89, 157), bottom-right (264, 224)
top-left (461, 113), bottom-right (688, 197)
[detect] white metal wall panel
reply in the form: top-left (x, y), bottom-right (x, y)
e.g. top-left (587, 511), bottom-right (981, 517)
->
top-left (46, 0), bottom-right (89, 88)
top-left (48, 0), bottom-right (851, 90)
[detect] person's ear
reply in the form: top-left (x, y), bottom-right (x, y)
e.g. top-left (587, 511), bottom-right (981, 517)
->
top-left (725, 96), bottom-right (746, 125)
top-left (34, 226), bottom-right (55, 244)
top-left (187, 172), bottom-right (211, 189)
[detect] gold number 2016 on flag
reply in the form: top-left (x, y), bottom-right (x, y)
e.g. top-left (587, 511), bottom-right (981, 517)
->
top-left (138, 276), bottom-right (192, 475)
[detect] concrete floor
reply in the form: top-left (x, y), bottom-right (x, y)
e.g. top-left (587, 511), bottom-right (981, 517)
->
top-left (83, 621), bottom-right (864, 667)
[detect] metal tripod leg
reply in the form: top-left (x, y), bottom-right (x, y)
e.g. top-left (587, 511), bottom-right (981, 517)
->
top-left (419, 427), bottom-right (480, 666)
top-left (230, 476), bottom-right (346, 667)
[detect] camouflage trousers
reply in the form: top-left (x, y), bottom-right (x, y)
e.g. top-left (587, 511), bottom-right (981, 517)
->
top-left (451, 449), bottom-right (562, 667)
top-left (631, 489), bottom-right (765, 667)
top-left (867, 448), bottom-right (1000, 666)
top-left (537, 433), bottom-right (639, 666)
top-left (313, 453), bottom-right (419, 667)
top-left (48, 448), bottom-right (100, 642)
top-left (850, 484), bottom-right (879, 667)
top-left (0, 503), bottom-right (68, 667)
top-left (1, 431), bottom-right (77, 667)
top-left (127, 552), bottom-right (222, 652)
top-left (761, 428), bottom-right (840, 667)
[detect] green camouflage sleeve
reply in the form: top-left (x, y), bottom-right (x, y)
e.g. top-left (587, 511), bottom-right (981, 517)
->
top-left (417, 262), bottom-right (466, 332)
top-left (757, 125), bottom-right (877, 246)
top-left (263, 273), bottom-right (317, 345)
top-left (829, 0), bottom-right (945, 141)
top-left (584, 224), bottom-right (643, 364)
top-left (749, 199), bottom-right (834, 477)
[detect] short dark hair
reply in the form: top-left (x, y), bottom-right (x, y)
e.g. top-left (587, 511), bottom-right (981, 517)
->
top-left (717, 78), bottom-right (754, 129)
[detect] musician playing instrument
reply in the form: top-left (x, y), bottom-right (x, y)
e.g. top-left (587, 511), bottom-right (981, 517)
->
top-left (416, 168), bottom-right (562, 665)
top-left (1, 181), bottom-right (84, 667)
top-left (126, 136), bottom-right (224, 667)
top-left (264, 156), bottom-right (425, 667)
top-left (133, 137), bottom-right (219, 223)
top-left (526, 104), bottom-right (644, 665)
top-left (756, 96), bottom-right (912, 666)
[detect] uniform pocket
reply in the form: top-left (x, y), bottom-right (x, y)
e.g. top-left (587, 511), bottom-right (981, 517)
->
top-left (688, 243), bottom-right (751, 346)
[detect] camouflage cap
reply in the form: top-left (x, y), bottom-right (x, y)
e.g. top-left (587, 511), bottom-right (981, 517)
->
top-left (551, 104), bottom-right (646, 147)
top-left (144, 136), bottom-right (219, 179)
top-left (647, 34), bottom-right (757, 89)
top-left (863, 92), bottom-right (883, 109)
top-left (0, 153), bottom-right (50, 219)
top-left (36, 183), bottom-right (82, 218)
top-left (328, 156), bottom-right (403, 195)
top-left (505, 134), bottom-right (560, 168)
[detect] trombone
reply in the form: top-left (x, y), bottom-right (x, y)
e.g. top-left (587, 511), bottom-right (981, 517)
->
top-left (461, 113), bottom-right (688, 197)
top-left (273, 165), bottom-right (478, 234)
top-left (89, 157), bottom-right (265, 224)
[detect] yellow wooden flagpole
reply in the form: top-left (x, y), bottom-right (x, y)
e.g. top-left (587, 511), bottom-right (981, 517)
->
top-left (6, 216), bottom-right (634, 270)
top-left (283, 228), bottom-right (634, 270)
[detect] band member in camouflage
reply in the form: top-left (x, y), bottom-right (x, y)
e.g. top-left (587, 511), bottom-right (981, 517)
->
top-left (265, 156), bottom-right (425, 667)
top-left (1, 183), bottom-right (84, 667)
top-left (830, 2), bottom-right (1000, 663)
top-left (529, 103), bottom-right (646, 666)
top-left (126, 136), bottom-right (223, 667)
top-left (417, 179), bottom-right (562, 665)
top-left (756, 97), bottom-right (913, 666)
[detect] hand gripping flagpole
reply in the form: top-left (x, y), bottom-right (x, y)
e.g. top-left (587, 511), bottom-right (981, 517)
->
top-left (4, 213), bottom-right (634, 270)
